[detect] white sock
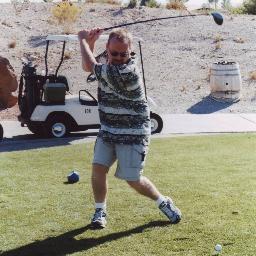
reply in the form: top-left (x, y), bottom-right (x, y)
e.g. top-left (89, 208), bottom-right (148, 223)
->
top-left (95, 202), bottom-right (106, 211)
top-left (156, 195), bottom-right (166, 207)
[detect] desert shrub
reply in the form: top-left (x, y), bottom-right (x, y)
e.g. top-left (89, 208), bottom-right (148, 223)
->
top-left (146, 0), bottom-right (160, 8)
top-left (127, 0), bottom-right (137, 8)
top-left (230, 6), bottom-right (246, 14)
top-left (51, 0), bottom-right (81, 25)
top-left (243, 0), bottom-right (256, 14)
top-left (214, 34), bottom-right (224, 43)
top-left (166, 0), bottom-right (187, 10)
top-left (51, 0), bottom-right (82, 33)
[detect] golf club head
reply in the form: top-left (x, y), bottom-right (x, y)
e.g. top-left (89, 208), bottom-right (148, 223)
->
top-left (211, 12), bottom-right (223, 25)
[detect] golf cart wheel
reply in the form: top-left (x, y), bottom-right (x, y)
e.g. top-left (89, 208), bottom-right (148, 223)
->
top-left (0, 124), bottom-right (3, 141)
top-left (150, 112), bottom-right (163, 134)
top-left (46, 115), bottom-right (70, 138)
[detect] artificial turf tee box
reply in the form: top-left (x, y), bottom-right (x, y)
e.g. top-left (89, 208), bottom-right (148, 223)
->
top-left (0, 134), bottom-right (255, 256)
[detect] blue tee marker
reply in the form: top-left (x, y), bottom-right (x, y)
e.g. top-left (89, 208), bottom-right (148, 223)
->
top-left (67, 170), bottom-right (80, 183)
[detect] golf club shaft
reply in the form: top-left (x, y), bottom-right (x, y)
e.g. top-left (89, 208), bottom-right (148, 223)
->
top-left (30, 12), bottom-right (223, 46)
top-left (103, 13), bottom-right (205, 31)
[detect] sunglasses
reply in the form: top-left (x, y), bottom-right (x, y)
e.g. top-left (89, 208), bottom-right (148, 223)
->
top-left (109, 51), bottom-right (129, 58)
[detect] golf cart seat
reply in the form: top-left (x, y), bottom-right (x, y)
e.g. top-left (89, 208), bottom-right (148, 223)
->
top-left (43, 82), bottom-right (66, 105)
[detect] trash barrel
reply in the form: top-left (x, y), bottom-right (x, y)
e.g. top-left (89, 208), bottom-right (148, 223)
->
top-left (210, 61), bottom-right (242, 103)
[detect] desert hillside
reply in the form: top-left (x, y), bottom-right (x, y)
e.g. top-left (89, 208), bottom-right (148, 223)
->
top-left (1, 3), bottom-right (256, 119)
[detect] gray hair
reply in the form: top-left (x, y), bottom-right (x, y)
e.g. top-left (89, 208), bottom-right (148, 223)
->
top-left (107, 28), bottom-right (133, 48)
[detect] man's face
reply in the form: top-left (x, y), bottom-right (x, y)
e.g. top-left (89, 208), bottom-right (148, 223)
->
top-left (106, 38), bottom-right (131, 65)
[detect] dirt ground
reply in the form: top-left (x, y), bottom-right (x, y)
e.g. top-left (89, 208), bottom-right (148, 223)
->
top-left (1, 3), bottom-right (256, 120)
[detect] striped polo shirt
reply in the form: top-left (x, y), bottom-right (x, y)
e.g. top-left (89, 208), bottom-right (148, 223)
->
top-left (94, 57), bottom-right (151, 145)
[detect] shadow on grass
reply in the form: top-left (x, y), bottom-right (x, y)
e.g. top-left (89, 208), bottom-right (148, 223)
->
top-left (187, 95), bottom-right (233, 114)
top-left (1, 221), bottom-right (170, 256)
top-left (0, 132), bottom-right (98, 153)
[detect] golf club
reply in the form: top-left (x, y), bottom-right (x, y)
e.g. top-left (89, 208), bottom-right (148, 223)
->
top-left (28, 12), bottom-right (223, 47)
top-left (103, 12), bottom-right (223, 31)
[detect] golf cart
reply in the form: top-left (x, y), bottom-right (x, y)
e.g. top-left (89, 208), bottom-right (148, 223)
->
top-left (18, 34), bottom-right (163, 138)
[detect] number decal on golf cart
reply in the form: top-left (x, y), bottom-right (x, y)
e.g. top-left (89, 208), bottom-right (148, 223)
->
top-left (85, 108), bottom-right (91, 114)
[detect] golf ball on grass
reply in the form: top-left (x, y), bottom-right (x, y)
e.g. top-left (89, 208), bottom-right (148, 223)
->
top-left (214, 244), bottom-right (222, 253)
top-left (67, 170), bottom-right (79, 183)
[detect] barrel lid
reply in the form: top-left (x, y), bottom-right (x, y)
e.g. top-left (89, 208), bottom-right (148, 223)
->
top-left (214, 61), bottom-right (237, 65)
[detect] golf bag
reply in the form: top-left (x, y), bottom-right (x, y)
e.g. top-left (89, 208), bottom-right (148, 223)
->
top-left (18, 61), bottom-right (69, 120)
top-left (0, 123), bottom-right (3, 141)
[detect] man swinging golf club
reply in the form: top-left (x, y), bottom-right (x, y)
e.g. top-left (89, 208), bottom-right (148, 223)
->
top-left (78, 28), bottom-right (181, 229)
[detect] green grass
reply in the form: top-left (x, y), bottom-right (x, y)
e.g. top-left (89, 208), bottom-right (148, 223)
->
top-left (0, 134), bottom-right (256, 256)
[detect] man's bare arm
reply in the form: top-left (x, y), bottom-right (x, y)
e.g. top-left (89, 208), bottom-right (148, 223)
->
top-left (78, 28), bottom-right (103, 73)
top-left (79, 39), bottom-right (96, 72)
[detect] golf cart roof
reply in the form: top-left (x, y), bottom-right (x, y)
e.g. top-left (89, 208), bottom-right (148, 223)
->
top-left (46, 34), bottom-right (78, 42)
top-left (46, 34), bottom-right (144, 42)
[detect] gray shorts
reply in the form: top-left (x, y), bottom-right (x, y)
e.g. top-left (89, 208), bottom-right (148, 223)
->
top-left (92, 137), bottom-right (149, 181)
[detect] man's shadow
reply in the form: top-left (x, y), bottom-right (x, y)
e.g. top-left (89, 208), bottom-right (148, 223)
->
top-left (1, 221), bottom-right (171, 256)
top-left (0, 132), bottom-right (98, 153)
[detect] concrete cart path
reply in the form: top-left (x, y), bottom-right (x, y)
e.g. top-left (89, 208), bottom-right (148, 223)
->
top-left (2, 113), bottom-right (256, 139)
top-left (161, 113), bottom-right (256, 134)
top-left (1, 113), bottom-right (256, 152)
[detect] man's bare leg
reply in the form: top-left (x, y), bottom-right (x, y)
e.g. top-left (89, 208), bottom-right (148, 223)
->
top-left (126, 176), bottom-right (161, 200)
top-left (91, 163), bottom-right (109, 203)
top-left (91, 163), bottom-right (109, 228)
top-left (127, 176), bottom-right (182, 224)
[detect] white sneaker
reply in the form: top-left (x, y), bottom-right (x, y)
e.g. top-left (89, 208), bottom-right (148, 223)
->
top-left (159, 197), bottom-right (182, 224)
top-left (91, 208), bottom-right (107, 229)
